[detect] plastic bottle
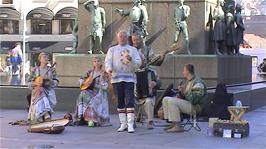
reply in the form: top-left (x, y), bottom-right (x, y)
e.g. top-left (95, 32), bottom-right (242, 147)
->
top-left (235, 100), bottom-right (242, 107)
top-left (207, 127), bottom-right (213, 137)
top-left (235, 100), bottom-right (242, 114)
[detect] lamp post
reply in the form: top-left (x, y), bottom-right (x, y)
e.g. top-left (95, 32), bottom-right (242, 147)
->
top-left (21, 0), bottom-right (27, 85)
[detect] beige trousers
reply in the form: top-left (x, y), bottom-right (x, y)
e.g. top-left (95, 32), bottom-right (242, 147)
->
top-left (162, 96), bottom-right (193, 122)
top-left (143, 97), bottom-right (155, 122)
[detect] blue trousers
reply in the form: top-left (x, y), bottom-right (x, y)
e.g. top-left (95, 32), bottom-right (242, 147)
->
top-left (112, 82), bottom-right (135, 110)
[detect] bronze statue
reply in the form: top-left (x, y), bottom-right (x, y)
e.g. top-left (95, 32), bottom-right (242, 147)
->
top-left (223, 0), bottom-right (235, 12)
top-left (115, 0), bottom-right (149, 39)
top-left (84, 0), bottom-right (106, 54)
top-left (234, 4), bottom-right (245, 54)
top-left (69, 18), bottom-right (78, 54)
top-left (225, 4), bottom-right (236, 55)
top-left (174, 0), bottom-right (191, 55)
top-left (213, 0), bottom-right (226, 55)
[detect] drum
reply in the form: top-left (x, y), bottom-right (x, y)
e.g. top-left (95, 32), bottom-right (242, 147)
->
top-left (28, 118), bottom-right (69, 134)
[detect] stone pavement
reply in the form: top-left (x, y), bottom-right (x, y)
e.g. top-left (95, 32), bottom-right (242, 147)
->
top-left (0, 107), bottom-right (266, 149)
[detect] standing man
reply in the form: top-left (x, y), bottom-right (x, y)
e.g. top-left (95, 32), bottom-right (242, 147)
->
top-left (115, 0), bottom-right (149, 41)
top-left (174, 0), bottom-right (191, 55)
top-left (105, 30), bottom-right (142, 133)
top-left (132, 32), bottom-right (166, 68)
top-left (162, 64), bottom-right (207, 132)
top-left (132, 32), bottom-right (180, 129)
top-left (84, 0), bottom-right (106, 54)
top-left (132, 32), bottom-right (163, 129)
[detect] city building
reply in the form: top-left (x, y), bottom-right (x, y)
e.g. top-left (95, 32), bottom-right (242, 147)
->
top-left (0, 0), bottom-right (78, 64)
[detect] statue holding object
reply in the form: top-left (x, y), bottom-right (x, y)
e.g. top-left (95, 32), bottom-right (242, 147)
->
top-left (84, 0), bottom-right (106, 54)
top-left (115, 0), bottom-right (149, 40)
top-left (174, 0), bottom-right (191, 55)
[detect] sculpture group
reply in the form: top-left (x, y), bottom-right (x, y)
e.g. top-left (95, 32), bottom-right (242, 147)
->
top-left (213, 0), bottom-right (245, 55)
top-left (71, 0), bottom-right (245, 55)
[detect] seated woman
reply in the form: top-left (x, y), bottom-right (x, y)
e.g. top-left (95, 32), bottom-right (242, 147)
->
top-left (74, 56), bottom-right (111, 127)
top-left (28, 52), bottom-right (59, 124)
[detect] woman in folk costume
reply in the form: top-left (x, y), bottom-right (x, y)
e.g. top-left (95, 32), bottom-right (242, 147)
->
top-left (28, 52), bottom-right (59, 124)
top-left (74, 56), bottom-right (111, 127)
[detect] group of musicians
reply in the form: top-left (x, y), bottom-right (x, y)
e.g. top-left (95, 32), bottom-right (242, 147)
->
top-left (27, 30), bottom-right (207, 133)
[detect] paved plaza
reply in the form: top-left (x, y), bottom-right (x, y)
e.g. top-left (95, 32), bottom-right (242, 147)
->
top-left (0, 107), bottom-right (266, 149)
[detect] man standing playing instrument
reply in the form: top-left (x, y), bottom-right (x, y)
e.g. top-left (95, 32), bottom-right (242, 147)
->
top-left (174, 0), bottom-right (191, 55)
top-left (105, 30), bottom-right (142, 133)
top-left (162, 64), bottom-right (207, 132)
top-left (132, 32), bottom-right (165, 68)
top-left (132, 32), bottom-right (163, 129)
top-left (135, 67), bottom-right (161, 129)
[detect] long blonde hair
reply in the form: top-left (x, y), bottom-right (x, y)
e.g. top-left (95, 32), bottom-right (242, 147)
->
top-left (92, 56), bottom-right (103, 70)
top-left (37, 52), bottom-right (49, 66)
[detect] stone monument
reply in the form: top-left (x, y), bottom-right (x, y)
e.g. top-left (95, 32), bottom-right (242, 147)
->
top-left (54, 0), bottom-right (252, 89)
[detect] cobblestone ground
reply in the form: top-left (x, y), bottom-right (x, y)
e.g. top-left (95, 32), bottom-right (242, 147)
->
top-left (0, 107), bottom-right (266, 149)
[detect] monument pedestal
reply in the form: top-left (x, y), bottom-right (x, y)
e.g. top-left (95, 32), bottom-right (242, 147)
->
top-left (53, 54), bottom-right (252, 88)
top-left (155, 54), bottom-right (252, 88)
top-left (52, 54), bottom-right (105, 87)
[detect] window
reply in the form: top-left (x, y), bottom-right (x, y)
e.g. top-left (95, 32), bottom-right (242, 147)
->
top-left (31, 19), bottom-right (52, 34)
top-left (27, 7), bottom-right (53, 34)
top-left (2, 0), bottom-right (13, 4)
top-left (60, 19), bottom-right (74, 34)
top-left (0, 20), bottom-right (19, 34)
top-left (55, 7), bottom-right (78, 34)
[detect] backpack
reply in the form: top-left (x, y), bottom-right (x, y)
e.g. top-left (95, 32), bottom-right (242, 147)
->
top-left (208, 83), bottom-right (232, 120)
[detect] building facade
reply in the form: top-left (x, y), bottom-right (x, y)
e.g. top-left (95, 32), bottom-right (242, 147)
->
top-left (0, 0), bottom-right (78, 57)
